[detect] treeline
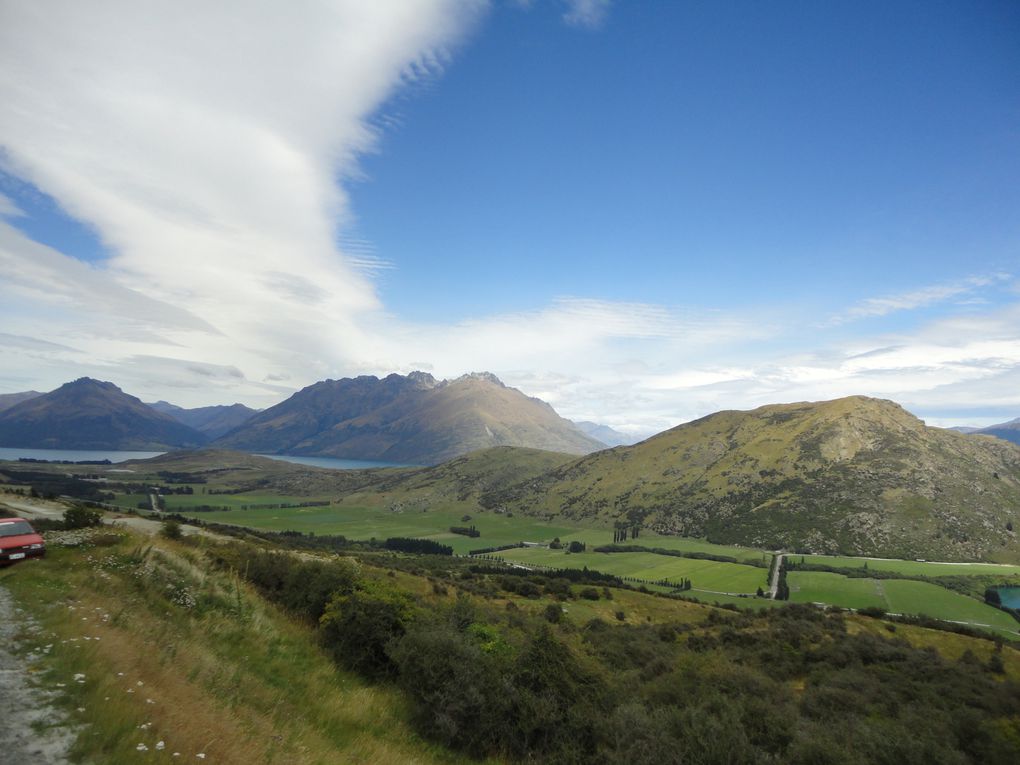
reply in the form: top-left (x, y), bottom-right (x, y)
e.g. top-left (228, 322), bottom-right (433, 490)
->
top-left (449, 525), bottom-right (480, 537)
top-left (592, 543), bottom-right (743, 565)
top-left (210, 543), bottom-right (1020, 763)
top-left (0, 469), bottom-right (115, 502)
top-left (384, 538), bottom-right (453, 556)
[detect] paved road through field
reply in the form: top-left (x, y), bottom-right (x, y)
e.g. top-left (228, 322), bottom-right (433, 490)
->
top-left (769, 553), bottom-right (785, 598)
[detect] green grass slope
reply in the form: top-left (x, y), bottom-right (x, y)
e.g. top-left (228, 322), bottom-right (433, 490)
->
top-left (483, 396), bottom-right (1020, 561)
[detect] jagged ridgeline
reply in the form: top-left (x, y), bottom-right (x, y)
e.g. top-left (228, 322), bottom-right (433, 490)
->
top-left (213, 371), bottom-right (605, 464)
top-left (478, 396), bottom-right (1020, 561)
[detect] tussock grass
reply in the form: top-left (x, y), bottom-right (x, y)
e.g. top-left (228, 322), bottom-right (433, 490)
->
top-left (0, 535), bottom-right (475, 764)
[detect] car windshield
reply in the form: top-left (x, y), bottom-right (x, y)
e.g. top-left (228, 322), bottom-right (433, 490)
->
top-left (0, 520), bottom-right (35, 537)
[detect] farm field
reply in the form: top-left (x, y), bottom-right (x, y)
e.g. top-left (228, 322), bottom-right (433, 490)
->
top-left (174, 503), bottom-right (587, 554)
top-left (158, 492), bottom-right (333, 510)
top-left (557, 528), bottom-right (769, 564)
top-left (788, 571), bottom-right (1020, 639)
top-left (882, 580), bottom-right (1020, 633)
top-left (788, 571), bottom-right (887, 610)
top-left (799, 554), bottom-right (1020, 579)
top-left (490, 546), bottom-right (770, 594)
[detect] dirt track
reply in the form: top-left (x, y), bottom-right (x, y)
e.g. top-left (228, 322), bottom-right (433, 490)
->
top-left (0, 586), bottom-right (75, 763)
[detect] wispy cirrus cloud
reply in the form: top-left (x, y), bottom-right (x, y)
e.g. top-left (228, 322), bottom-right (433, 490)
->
top-left (830, 272), bottom-right (1011, 324)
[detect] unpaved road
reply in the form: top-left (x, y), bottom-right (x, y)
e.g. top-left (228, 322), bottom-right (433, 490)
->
top-left (0, 586), bottom-right (74, 763)
top-left (1, 496), bottom-right (214, 538)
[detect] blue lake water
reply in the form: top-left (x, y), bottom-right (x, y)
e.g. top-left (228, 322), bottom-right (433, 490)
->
top-left (258, 454), bottom-right (413, 470)
top-left (0, 446), bottom-right (410, 471)
top-left (0, 447), bottom-right (165, 463)
top-left (997, 587), bottom-right (1020, 610)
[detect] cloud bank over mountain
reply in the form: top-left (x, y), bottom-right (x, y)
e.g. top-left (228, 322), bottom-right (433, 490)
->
top-left (1, 1), bottom-right (1018, 437)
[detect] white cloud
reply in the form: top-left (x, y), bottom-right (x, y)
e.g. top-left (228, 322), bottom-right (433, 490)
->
top-left (830, 273), bottom-right (1011, 324)
top-left (562, 0), bottom-right (612, 29)
top-left (1, 1), bottom-right (1018, 435)
top-left (0, 0), bottom-right (483, 406)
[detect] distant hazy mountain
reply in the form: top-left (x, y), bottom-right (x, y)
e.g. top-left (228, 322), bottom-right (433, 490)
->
top-left (0, 391), bottom-right (43, 412)
top-left (0, 378), bottom-right (207, 450)
top-left (947, 425), bottom-right (982, 434)
top-left (973, 418), bottom-right (1020, 446)
top-left (214, 371), bottom-right (606, 464)
top-left (571, 421), bottom-right (637, 447)
top-left (478, 396), bottom-right (1020, 561)
top-left (150, 401), bottom-right (258, 439)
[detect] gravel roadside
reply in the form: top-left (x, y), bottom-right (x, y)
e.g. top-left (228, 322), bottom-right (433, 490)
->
top-left (0, 585), bottom-right (75, 763)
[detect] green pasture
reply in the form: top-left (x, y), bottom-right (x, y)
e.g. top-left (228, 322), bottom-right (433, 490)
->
top-left (788, 571), bottom-right (1020, 638)
top-left (109, 492), bottom-right (149, 509)
top-left (173, 503), bottom-right (585, 554)
top-left (788, 571), bottom-right (887, 610)
top-left (881, 580), bottom-right (1020, 633)
top-left (159, 492), bottom-right (333, 510)
top-left (798, 554), bottom-right (1020, 579)
top-left (558, 528), bottom-right (768, 564)
top-left (490, 546), bottom-right (770, 594)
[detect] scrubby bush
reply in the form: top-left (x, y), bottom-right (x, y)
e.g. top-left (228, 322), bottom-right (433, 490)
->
top-left (319, 580), bottom-right (415, 679)
top-left (160, 519), bottom-right (182, 540)
top-left (63, 504), bottom-right (102, 529)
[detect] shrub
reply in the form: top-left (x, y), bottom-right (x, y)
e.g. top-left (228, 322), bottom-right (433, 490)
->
top-left (63, 504), bottom-right (102, 529)
top-left (319, 580), bottom-right (416, 679)
top-left (160, 519), bottom-right (182, 540)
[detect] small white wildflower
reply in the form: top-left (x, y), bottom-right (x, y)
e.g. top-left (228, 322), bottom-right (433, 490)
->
top-left (146, 698), bottom-right (154, 704)
top-left (136, 681), bottom-right (144, 686)
top-left (77, 707), bottom-right (85, 712)
top-left (136, 744), bottom-right (148, 752)
top-left (196, 754), bottom-right (206, 760)
top-left (156, 741), bottom-right (165, 750)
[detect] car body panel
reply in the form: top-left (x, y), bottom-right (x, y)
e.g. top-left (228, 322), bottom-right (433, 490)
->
top-left (0, 517), bottom-right (46, 565)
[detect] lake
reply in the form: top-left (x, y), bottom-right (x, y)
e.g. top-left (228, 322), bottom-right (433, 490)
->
top-left (0, 447), bottom-right (165, 463)
top-left (996, 587), bottom-right (1020, 610)
top-left (0, 447), bottom-right (410, 471)
top-left (257, 454), bottom-right (413, 470)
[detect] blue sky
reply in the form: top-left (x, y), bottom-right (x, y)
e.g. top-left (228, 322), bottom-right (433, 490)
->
top-left (0, 0), bottom-right (1018, 434)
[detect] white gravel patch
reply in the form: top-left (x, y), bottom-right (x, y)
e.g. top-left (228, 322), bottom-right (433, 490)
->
top-left (0, 586), bottom-right (76, 763)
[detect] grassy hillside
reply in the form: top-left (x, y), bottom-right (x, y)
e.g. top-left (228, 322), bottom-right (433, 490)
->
top-left (0, 531), bottom-right (469, 764)
top-left (483, 396), bottom-right (1020, 561)
top-left (6, 525), bottom-right (1020, 764)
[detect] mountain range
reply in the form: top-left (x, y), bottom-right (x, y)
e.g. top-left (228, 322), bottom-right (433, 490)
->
top-left (0, 391), bottom-right (42, 412)
top-left (213, 371), bottom-right (605, 464)
top-left (0, 378), bottom-right (207, 450)
top-left (149, 401), bottom-right (258, 439)
top-left (316, 396), bottom-right (1020, 561)
top-left (971, 418), bottom-right (1020, 446)
top-left (117, 394), bottom-right (1020, 560)
top-left (0, 373), bottom-right (607, 462)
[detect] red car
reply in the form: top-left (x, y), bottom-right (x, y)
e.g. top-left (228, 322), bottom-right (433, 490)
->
top-left (0, 517), bottom-right (46, 565)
